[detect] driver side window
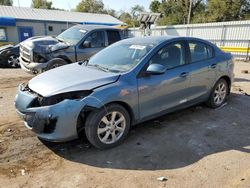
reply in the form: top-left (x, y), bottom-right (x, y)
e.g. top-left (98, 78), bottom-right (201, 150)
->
top-left (149, 41), bottom-right (185, 70)
top-left (84, 31), bottom-right (105, 48)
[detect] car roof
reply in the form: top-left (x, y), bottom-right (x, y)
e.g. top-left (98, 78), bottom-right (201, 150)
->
top-left (72, 24), bottom-right (121, 31)
top-left (120, 36), bottom-right (217, 47)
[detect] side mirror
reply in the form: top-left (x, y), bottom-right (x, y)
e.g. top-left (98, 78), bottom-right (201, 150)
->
top-left (82, 41), bottom-right (91, 48)
top-left (146, 64), bottom-right (166, 75)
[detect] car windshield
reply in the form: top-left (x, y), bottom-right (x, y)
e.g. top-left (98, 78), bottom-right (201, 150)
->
top-left (87, 42), bottom-right (155, 72)
top-left (56, 27), bottom-right (87, 45)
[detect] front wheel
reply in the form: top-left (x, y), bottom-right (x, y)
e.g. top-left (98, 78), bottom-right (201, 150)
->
top-left (47, 59), bottom-right (67, 71)
top-left (206, 78), bottom-right (229, 108)
top-left (85, 104), bottom-right (131, 149)
top-left (7, 55), bottom-right (20, 68)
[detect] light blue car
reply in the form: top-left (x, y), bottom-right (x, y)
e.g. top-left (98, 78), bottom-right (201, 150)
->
top-left (14, 36), bottom-right (234, 149)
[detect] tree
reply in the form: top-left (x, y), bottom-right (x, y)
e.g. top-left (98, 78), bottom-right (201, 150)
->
top-left (207, 0), bottom-right (250, 22)
top-left (119, 12), bottom-right (134, 27)
top-left (151, 0), bottom-right (206, 25)
top-left (104, 8), bottom-right (117, 17)
top-left (76, 0), bottom-right (105, 13)
top-left (150, 0), bottom-right (161, 13)
top-left (31, 0), bottom-right (52, 9)
top-left (131, 5), bottom-right (145, 19)
top-left (0, 0), bottom-right (12, 6)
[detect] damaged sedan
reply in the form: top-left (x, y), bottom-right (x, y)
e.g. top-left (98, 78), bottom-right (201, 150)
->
top-left (14, 36), bottom-right (234, 149)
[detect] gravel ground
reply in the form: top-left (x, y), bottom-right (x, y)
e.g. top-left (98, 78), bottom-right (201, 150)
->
top-left (0, 61), bottom-right (249, 188)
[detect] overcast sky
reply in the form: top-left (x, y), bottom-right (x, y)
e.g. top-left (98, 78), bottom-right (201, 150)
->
top-left (13, 0), bottom-right (151, 12)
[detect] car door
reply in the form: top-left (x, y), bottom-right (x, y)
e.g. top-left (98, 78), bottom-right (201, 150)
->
top-left (187, 40), bottom-right (217, 101)
top-left (106, 30), bottom-right (121, 45)
top-left (137, 41), bottom-right (191, 119)
top-left (75, 30), bottom-right (106, 61)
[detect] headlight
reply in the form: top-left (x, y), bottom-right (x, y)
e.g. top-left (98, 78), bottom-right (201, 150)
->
top-left (33, 52), bottom-right (47, 63)
top-left (38, 90), bottom-right (93, 106)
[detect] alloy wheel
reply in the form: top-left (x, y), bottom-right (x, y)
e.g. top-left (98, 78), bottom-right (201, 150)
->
top-left (97, 111), bottom-right (126, 144)
top-left (214, 82), bottom-right (227, 105)
top-left (8, 55), bottom-right (19, 68)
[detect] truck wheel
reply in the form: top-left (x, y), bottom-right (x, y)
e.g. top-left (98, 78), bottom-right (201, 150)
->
top-left (85, 104), bottom-right (131, 149)
top-left (47, 59), bottom-right (67, 70)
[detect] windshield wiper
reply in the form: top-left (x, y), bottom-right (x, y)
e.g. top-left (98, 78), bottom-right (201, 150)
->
top-left (87, 64), bottom-right (112, 72)
top-left (55, 37), bottom-right (64, 42)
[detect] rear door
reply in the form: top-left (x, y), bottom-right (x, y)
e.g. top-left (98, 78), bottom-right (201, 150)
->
top-left (106, 30), bottom-right (121, 45)
top-left (187, 40), bottom-right (217, 100)
top-left (76, 30), bottom-right (106, 61)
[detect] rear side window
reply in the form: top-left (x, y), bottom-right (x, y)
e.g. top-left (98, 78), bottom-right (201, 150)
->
top-left (107, 30), bottom-right (121, 45)
top-left (189, 41), bottom-right (214, 63)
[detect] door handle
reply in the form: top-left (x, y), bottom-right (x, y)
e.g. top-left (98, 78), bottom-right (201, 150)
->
top-left (210, 64), bottom-right (217, 69)
top-left (180, 72), bottom-right (189, 77)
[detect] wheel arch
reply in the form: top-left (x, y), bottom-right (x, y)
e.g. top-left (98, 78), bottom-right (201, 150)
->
top-left (218, 75), bottom-right (231, 94)
top-left (55, 55), bottom-right (72, 64)
top-left (104, 101), bottom-right (135, 125)
top-left (76, 100), bottom-right (136, 135)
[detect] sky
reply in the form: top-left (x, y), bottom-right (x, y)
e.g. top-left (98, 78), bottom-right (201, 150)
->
top-left (13, 0), bottom-right (151, 12)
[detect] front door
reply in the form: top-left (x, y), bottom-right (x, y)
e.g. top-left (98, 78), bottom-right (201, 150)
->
top-left (138, 41), bottom-right (191, 119)
top-left (18, 27), bottom-right (33, 42)
top-left (76, 31), bottom-right (106, 61)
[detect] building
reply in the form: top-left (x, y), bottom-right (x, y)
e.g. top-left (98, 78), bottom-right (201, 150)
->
top-left (0, 5), bottom-right (124, 45)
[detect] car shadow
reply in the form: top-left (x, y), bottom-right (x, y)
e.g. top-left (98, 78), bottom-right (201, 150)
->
top-left (42, 93), bottom-right (250, 170)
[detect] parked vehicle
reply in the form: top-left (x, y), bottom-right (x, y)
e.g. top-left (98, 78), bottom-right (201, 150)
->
top-left (14, 36), bottom-right (234, 149)
top-left (0, 44), bottom-right (20, 68)
top-left (19, 25), bottom-right (123, 74)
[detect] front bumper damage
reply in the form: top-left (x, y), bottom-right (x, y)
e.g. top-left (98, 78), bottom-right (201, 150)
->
top-left (14, 84), bottom-right (85, 142)
top-left (19, 57), bottom-right (48, 74)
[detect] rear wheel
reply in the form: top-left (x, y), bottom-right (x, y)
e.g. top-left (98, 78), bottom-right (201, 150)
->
top-left (85, 104), bottom-right (130, 149)
top-left (206, 78), bottom-right (229, 108)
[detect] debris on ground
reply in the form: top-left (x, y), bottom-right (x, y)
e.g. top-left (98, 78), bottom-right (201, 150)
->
top-left (238, 88), bottom-right (250, 96)
top-left (7, 128), bottom-right (12, 132)
top-left (241, 70), bottom-right (249, 74)
top-left (157, 176), bottom-right (167, 181)
top-left (232, 122), bottom-right (238, 126)
top-left (20, 169), bottom-right (26, 176)
top-left (136, 142), bottom-right (141, 146)
top-left (106, 161), bottom-right (112, 164)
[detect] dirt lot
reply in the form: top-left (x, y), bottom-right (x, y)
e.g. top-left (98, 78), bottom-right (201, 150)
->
top-left (0, 61), bottom-right (250, 188)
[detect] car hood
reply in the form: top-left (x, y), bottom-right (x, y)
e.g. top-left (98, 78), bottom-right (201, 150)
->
top-left (28, 63), bottom-right (120, 97)
top-left (21, 36), bottom-right (70, 53)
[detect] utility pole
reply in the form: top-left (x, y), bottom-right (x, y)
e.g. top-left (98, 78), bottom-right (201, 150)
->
top-left (187, 0), bottom-right (192, 24)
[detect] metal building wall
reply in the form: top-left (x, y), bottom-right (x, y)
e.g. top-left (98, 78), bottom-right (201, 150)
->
top-left (128, 20), bottom-right (250, 59)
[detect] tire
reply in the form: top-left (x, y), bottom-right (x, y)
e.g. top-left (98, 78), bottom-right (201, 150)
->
top-left (47, 59), bottom-right (67, 71)
top-left (7, 55), bottom-right (20, 68)
top-left (206, 78), bottom-right (229, 108)
top-left (85, 104), bottom-right (131, 149)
